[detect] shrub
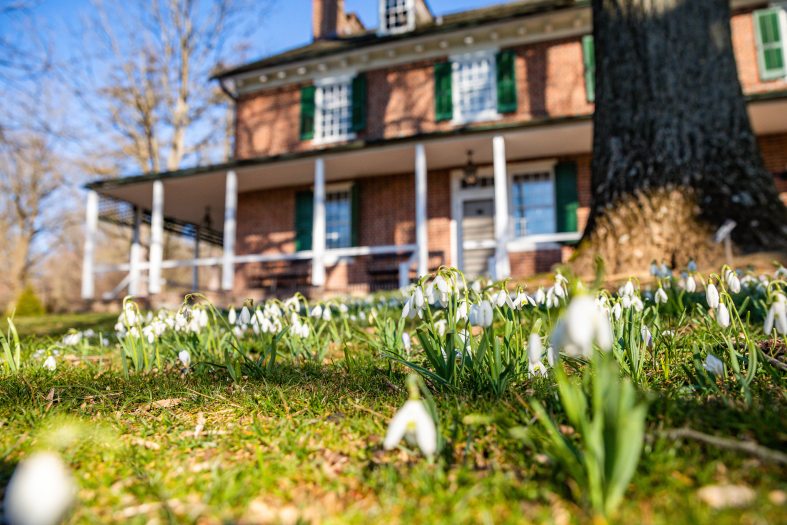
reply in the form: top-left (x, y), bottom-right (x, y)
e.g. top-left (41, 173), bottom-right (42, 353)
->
top-left (13, 285), bottom-right (46, 317)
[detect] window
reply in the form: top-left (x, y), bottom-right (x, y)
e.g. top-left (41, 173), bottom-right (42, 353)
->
top-left (754, 7), bottom-right (787, 80)
top-left (452, 51), bottom-right (498, 124)
top-left (380, 0), bottom-right (414, 35)
top-left (315, 78), bottom-right (354, 143)
top-left (326, 189), bottom-right (352, 249)
top-left (512, 172), bottom-right (556, 237)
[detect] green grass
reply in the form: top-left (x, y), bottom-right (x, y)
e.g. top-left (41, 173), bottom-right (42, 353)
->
top-left (1, 312), bottom-right (118, 338)
top-left (0, 317), bottom-right (785, 524)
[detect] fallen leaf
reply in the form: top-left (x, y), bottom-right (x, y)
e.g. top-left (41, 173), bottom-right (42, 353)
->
top-left (697, 484), bottom-right (755, 509)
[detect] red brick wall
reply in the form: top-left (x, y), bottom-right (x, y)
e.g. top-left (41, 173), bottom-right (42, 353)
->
top-left (509, 249), bottom-right (563, 278)
top-left (758, 132), bottom-right (787, 201)
top-left (235, 83), bottom-right (307, 160)
top-left (732, 10), bottom-right (787, 95)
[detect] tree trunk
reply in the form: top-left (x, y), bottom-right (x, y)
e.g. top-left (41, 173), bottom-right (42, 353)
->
top-left (577, 0), bottom-right (787, 273)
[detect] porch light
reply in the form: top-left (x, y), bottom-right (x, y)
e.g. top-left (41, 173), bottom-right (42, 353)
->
top-left (463, 149), bottom-right (478, 186)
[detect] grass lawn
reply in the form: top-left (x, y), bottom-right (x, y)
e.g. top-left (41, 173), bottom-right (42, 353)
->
top-left (1, 268), bottom-right (786, 524)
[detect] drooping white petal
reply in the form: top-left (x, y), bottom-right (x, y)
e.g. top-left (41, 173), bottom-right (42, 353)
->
top-left (4, 452), bottom-right (76, 525)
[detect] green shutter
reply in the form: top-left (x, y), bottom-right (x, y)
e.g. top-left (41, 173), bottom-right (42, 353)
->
top-left (754, 9), bottom-right (786, 80)
top-left (300, 85), bottom-right (316, 140)
top-left (496, 49), bottom-right (517, 113)
top-left (582, 35), bottom-right (595, 102)
top-left (351, 74), bottom-right (367, 132)
top-left (434, 61), bottom-right (453, 122)
top-left (555, 161), bottom-right (579, 233)
top-left (294, 190), bottom-right (314, 251)
top-left (350, 183), bottom-right (360, 247)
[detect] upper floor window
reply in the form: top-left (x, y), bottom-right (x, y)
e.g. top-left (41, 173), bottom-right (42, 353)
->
top-left (453, 51), bottom-right (498, 124)
top-left (512, 172), bottom-right (556, 237)
top-left (754, 7), bottom-right (787, 80)
top-left (315, 77), bottom-right (354, 144)
top-left (380, 0), bottom-right (415, 35)
top-left (434, 49), bottom-right (517, 124)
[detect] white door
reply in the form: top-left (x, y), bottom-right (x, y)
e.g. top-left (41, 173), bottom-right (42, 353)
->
top-left (461, 198), bottom-right (495, 278)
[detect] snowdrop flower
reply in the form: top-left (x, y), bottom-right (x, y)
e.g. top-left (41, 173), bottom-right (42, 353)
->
top-left (716, 303), bottom-right (731, 328)
top-left (685, 274), bottom-right (697, 293)
top-left (402, 332), bottom-right (412, 352)
top-left (550, 295), bottom-right (613, 358)
top-left (178, 350), bottom-right (191, 368)
top-left (654, 288), bottom-right (668, 305)
top-left (239, 306), bottom-right (252, 325)
top-left (401, 287), bottom-right (426, 320)
top-left (763, 293), bottom-right (787, 336)
top-left (310, 304), bottom-right (323, 319)
top-left (611, 302), bottom-right (622, 320)
top-left (534, 287), bottom-right (546, 305)
top-left (455, 300), bottom-right (469, 322)
top-left (546, 345), bottom-right (558, 367)
top-left (545, 287), bottom-right (560, 309)
top-left (491, 289), bottom-right (513, 309)
top-left (706, 283), bottom-right (719, 309)
top-left (434, 319), bottom-right (447, 337)
top-left (725, 270), bottom-right (741, 294)
top-left (434, 274), bottom-right (451, 295)
top-left (43, 356), bottom-right (56, 372)
top-left (511, 291), bottom-right (534, 309)
top-left (228, 307), bottom-right (237, 325)
top-left (469, 300), bottom-right (494, 328)
top-left (321, 306), bottom-right (332, 321)
top-left (554, 273), bottom-right (568, 298)
top-left (703, 354), bottom-right (724, 377)
top-left (4, 452), bottom-right (76, 525)
top-left (383, 399), bottom-right (437, 457)
top-left (527, 333), bottom-right (547, 377)
top-left (621, 279), bottom-right (636, 298)
top-left (641, 326), bottom-right (653, 349)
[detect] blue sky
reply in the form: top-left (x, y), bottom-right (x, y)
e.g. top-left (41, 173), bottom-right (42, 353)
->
top-left (18, 0), bottom-right (503, 68)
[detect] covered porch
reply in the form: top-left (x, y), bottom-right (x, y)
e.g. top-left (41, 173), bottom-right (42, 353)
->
top-left (80, 116), bottom-right (593, 301)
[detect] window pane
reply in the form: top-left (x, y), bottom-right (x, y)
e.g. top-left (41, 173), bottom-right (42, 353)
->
top-left (454, 54), bottom-right (496, 122)
top-left (512, 172), bottom-right (556, 236)
top-left (318, 81), bottom-right (352, 142)
top-left (385, 0), bottom-right (411, 31)
top-left (326, 190), bottom-right (352, 249)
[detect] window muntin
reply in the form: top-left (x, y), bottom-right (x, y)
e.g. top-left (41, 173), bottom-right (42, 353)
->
top-left (452, 51), bottom-right (498, 123)
top-left (512, 172), bottom-right (556, 237)
top-left (315, 79), bottom-right (353, 143)
top-left (325, 189), bottom-right (352, 249)
top-left (381, 0), bottom-right (414, 34)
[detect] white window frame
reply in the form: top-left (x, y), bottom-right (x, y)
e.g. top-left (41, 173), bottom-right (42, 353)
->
top-left (314, 74), bottom-right (356, 145)
top-left (450, 49), bottom-right (500, 125)
top-left (379, 0), bottom-right (416, 36)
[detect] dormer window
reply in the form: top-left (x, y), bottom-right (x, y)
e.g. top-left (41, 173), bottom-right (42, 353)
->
top-left (380, 0), bottom-right (415, 35)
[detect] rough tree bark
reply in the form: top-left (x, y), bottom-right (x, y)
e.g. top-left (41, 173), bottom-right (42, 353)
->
top-left (577, 0), bottom-right (787, 273)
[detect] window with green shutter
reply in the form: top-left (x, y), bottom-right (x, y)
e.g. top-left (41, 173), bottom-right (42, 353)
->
top-left (294, 190), bottom-right (314, 251)
top-left (754, 8), bottom-right (786, 80)
top-left (300, 86), bottom-right (316, 140)
top-left (496, 49), bottom-right (517, 113)
top-left (434, 61), bottom-right (453, 122)
top-left (582, 35), bottom-right (595, 103)
top-left (351, 74), bottom-right (367, 132)
top-left (555, 161), bottom-right (579, 233)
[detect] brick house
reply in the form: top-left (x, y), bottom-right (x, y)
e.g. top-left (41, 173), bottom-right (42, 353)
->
top-left (82, 0), bottom-right (787, 301)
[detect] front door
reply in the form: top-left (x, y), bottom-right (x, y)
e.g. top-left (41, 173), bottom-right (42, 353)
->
top-left (461, 198), bottom-right (495, 278)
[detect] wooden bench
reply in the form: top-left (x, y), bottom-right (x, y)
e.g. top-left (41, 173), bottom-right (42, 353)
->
top-left (245, 259), bottom-right (310, 294)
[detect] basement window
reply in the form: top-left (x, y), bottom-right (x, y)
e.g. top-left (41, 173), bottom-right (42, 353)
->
top-left (315, 77), bottom-right (354, 144)
top-left (380, 0), bottom-right (415, 35)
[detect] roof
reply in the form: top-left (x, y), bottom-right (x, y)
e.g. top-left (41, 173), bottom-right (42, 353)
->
top-left (212, 0), bottom-right (585, 80)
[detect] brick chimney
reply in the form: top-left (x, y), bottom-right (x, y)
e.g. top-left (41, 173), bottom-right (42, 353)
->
top-left (312, 0), bottom-right (343, 40)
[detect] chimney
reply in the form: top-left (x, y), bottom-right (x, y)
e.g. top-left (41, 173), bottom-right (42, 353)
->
top-left (312, 0), bottom-right (344, 40)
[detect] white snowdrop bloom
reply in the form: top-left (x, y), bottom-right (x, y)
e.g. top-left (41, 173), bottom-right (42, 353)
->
top-left (725, 270), bottom-right (741, 294)
top-left (228, 307), bottom-right (237, 325)
top-left (383, 400), bottom-right (437, 457)
top-left (641, 326), bottom-right (653, 349)
top-left (703, 354), bottom-right (724, 376)
top-left (239, 306), bottom-right (252, 325)
top-left (321, 306), bottom-right (332, 321)
top-left (621, 280), bottom-right (636, 298)
top-left (527, 333), bottom-right (547, 377)
top-left (469, 300), bottom-right (493, 328)
top-left (434, 274), bottom-right (451, 295)
top-left (554, 273), bottom-right (568, 298)
top-left (4, 452), bottom-right (75, 525)
top-left (706, 283), bottom-right (720, 309)
top-left (434, 319), bottom-right (447, 337)
top-left (686, 275), bottom-right (697, 293)
top-left (61, 333), bottom-right (82, 346)
top-left (338, 303), bottom-right (349, 314)
top-left (550, 295), bottom-right (613, 358)
top-left (402, 332), bottom-right (412, 352)
top-left (491, 289), bottom-right (513, 309)
top-left (534, 287), bottom-right (546, 305)
top-left (655, 287), bottom-right (668, 305)
top-left (310, 305), bottom-right (322, 319)
top-left (764, 293), bottom-right (787, 336)
top-left (631, 297), bottom-right (644, 312)
top-left (717, 303), bottom-right (731, 328)
top-left (178, 350), bottom-right (191, 368)
top-left (43, 356), bottom-right (56, 372)
top-left (455, 300), bottom-right (469, 322)
top-left (424, 282), bottom-right (437, 305)
top-left (545, 287), bottom-right (560, 309)
top-left (546, 345), bottom-right (558, 367)
top-left (511, 291), bottom-right (531, 309)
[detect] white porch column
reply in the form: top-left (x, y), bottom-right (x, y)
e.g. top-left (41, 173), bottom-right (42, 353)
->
top-left (80, 190), bottom-right (99, 299)
top-left (415, 143), bottom-right (428, 277)
top-left (222, 170), bottom-right (237, 291)
top-left (492, 135), bottom-right (511, 280)
top-left (149, 180), bottom-right (164, 295)
top-left (311, 158), bottom-right (326, 287)
top-left (128, 206), bottom-right (143, 296)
